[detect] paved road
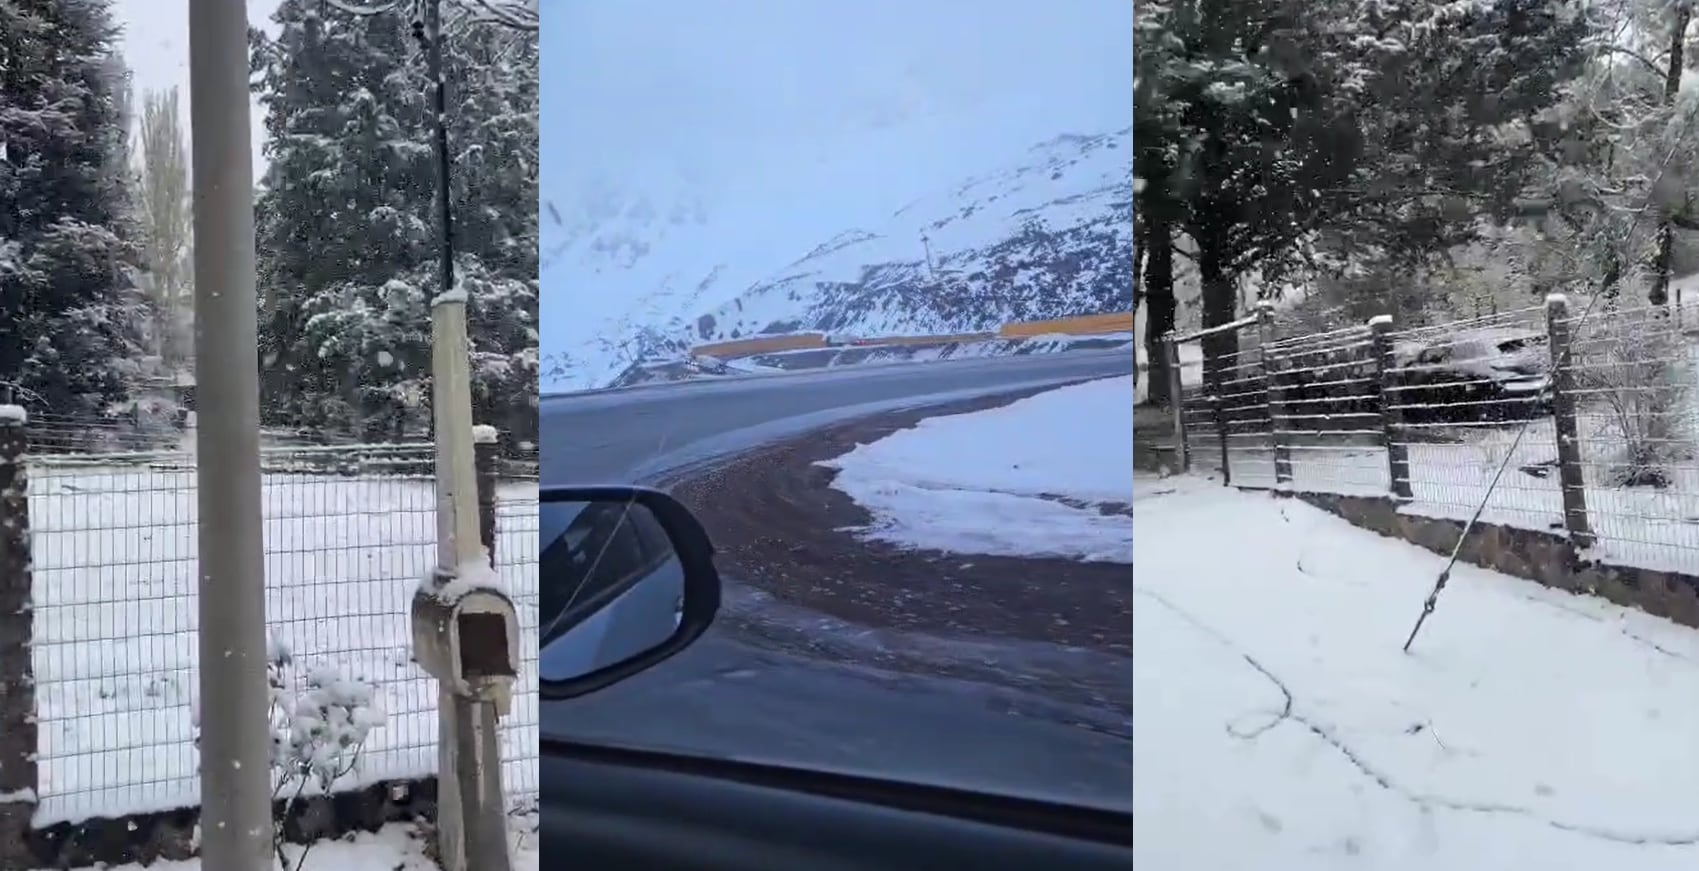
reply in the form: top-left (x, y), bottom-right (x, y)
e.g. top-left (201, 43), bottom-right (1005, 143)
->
top-left (538, 350), bottom-right (1134, 810)
top-left (540, 350), bottom-right (1133, 483)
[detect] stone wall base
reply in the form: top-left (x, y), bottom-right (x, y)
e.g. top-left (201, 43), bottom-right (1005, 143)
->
top-left (8, 776), bottom-right (437, 869)
top-left (1270, 489), bottom-right (1699, 629)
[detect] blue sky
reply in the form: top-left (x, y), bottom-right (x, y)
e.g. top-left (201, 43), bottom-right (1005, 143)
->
top-left (115, 0), bottom-right (281, 174)
top-left (541, 0), bottom-right (1134, 199)
top-left (538, 0), bottom-right (1134, 385)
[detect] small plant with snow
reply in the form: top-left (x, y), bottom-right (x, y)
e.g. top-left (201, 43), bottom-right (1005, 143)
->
top-left (267, 638), bottom-right (385, 869)
top-left (1572, 307), bottom-right (1696, 488)
top-left (192, 637), bottom-right (388, 870)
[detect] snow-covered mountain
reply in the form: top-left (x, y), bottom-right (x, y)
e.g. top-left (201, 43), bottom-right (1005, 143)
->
top-left (685, 127), bottom-right (1132, 345)
top-left (540, 0), bottom-right (1133, 393)
top-left (541, 125), bottom-right (1132, 391)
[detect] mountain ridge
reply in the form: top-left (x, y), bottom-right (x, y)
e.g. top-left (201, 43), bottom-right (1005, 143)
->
top-left (541, 125), bottom-right (1133, 391)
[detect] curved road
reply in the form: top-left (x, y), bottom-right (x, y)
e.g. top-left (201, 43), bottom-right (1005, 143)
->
top-left (538, 350), bottom-right (1134, 810)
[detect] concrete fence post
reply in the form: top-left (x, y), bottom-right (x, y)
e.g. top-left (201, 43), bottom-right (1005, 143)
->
top-left (473, 425), bottom-right (499, 567)
top-left (1264, 352), bottom-right (1294, 485)
top-left (1211, 395), bottom-right (1232, 486)
top-left (1254, 305), bottom-right (1293, 485)
top-left (1544, 294), bottom-right (1595, 549)
top-left (0, 406), bottom-right (36, 869)
top-left (1164, 334), bottom-right (1189, 472)
top-left (1369, 316), bottom-right (1414, 499)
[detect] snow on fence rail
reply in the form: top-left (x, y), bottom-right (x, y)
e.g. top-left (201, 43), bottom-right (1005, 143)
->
top-left (22, 414), bottom-right (542, 479)
top-left (0, 435), bottom-right (539, 829)
top-left (1169, 298), bottom-right (1699, 577)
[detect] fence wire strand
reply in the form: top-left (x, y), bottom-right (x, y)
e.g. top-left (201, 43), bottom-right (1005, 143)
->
top-left (1172, 302), bottom-right (1699, 582)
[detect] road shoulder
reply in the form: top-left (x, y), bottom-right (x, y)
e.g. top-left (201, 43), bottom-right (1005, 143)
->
top-left (668, 387), bottom-right (1132, 725)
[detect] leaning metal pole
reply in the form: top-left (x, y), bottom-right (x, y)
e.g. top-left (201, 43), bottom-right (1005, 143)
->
top-left (188, 0), bottom-right (273, 868)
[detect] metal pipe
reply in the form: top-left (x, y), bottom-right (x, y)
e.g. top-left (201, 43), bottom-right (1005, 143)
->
top-left (1169, 311), bottom-right (1262, 344)
top-left (188, 0), bottom-right (272, 867)
top-left (426, 0), bottom-right (457, 342)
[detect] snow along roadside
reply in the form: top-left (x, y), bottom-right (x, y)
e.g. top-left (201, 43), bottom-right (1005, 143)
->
top-left (817, 375), bottom-right (1132, 563)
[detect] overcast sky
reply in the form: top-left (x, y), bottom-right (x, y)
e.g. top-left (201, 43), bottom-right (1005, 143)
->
top-left (114, 0), bottom-right (282, 176)
top-left (543, 0), bottom-right (1134, 195)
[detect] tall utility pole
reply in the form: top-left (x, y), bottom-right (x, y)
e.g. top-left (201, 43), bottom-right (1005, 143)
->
top-left (416, 4), bottom-right (515, 869)
top-left (188, 1), bottom-right (272, 869)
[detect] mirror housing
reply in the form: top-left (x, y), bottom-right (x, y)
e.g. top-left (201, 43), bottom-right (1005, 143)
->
top-left (537, 485), bottom-right (722, 700)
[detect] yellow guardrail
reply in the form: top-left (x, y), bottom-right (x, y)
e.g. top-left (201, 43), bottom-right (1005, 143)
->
top-left (689, 312), bottom-right (1134, 358)
top-left (998, 311), bottom-right (1136, 339)
top-left (691, 333), bottom-right (830, 358)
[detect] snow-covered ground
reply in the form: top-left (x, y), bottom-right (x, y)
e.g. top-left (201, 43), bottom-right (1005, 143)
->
top-left (819, 375), bottom-right (1132, 562)
top-left (27, 823), bottom-right (539, 870)
top-left (1135, 476), bottom-right (1699, 869)
top-left (24, 463), bottom-right (539, 825)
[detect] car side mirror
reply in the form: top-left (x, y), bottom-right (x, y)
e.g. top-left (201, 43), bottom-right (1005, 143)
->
top-left (536, 485), bottom-right (722, 700)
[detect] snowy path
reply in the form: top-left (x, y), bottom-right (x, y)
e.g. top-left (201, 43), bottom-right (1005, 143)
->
top-left (1135, 476), bottom-right (1699, 869)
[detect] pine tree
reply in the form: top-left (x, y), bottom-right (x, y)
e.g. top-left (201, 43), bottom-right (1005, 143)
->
top-left (1135, 0), bottom-right (1588, 386)
top-left (251, 0), bottom-right (537, 445)
top-left (0, 0), bottom-right (147, 417)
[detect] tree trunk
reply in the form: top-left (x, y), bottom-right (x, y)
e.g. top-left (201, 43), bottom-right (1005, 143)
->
top-left (1142, 219), bottom-right (1177, 407)
top-left (1603, 250), bottom-right (1624, 302)
top-left (1132, 218), bottom-right (1146, 318)
top-left (1196, 223), bottom-right (1238, 392)
top-left (1653, 223), bottom-right (1674, 308)
top-left (1652, 4), bottom-right (1688, 309)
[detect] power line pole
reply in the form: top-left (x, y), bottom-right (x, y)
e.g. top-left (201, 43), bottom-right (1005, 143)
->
top-left (187, 1), bottom-right (272, 868)
top-left (415, 4), bottom-right (515, 869)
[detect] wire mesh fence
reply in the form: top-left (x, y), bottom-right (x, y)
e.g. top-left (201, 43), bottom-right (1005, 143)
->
top-left (6, 434), bottom-right (539, 827)
top-left (1169, 297), bottom-right (1699, 579)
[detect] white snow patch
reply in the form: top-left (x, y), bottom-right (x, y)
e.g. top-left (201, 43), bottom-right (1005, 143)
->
top-left (432, 558), bottom-right (508, 602)
top-left (820, 376), bottom-right (1132, 562)
top-left (472, 424), bottom-right (500, 444)
top-left (1135, 476), bottom-right (1699, 868)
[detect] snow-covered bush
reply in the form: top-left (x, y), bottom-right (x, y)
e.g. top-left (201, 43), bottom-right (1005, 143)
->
top-left (265, 638), bottom-right (386, 869)
top-left (194, 637), bottom-right (386, 870)
top-left (1573, 307), bottom-right (1696, 488)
